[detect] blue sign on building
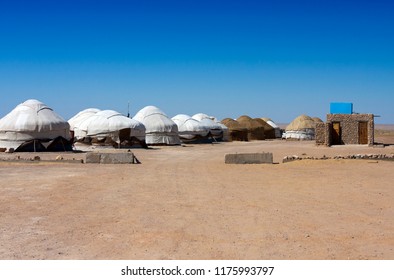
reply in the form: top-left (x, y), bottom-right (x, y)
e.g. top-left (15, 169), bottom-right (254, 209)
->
top-left (330, 103), bottom-right (353, 114)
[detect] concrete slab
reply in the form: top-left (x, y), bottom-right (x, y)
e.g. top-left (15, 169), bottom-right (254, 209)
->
top-left (85, 152), bottom-right (138, 164)
top-left (225, 152), bottom-right (273, 164)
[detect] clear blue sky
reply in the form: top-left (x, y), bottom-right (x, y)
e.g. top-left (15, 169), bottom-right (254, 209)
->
top-left (1, 0), bottom-right (393, 123)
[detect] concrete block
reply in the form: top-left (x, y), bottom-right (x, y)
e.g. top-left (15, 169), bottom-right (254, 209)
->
top-left (85, 152), bottom-right (101, 163)
top-left (85, 152), bottom-right (137, 164)
top-left (225, 152), bottom-right (273, 164)
top-left (100, 153), bottom-right (135, 164)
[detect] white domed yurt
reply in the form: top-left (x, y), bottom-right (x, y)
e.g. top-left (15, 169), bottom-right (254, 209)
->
top-left (68, 108), bottom-right (101, 140)
top-left (171, 114), bottom-right (209, 142)
top-left (262, 118), bottom-right (282, 138)
top-left (74, 110), bottom-right (146, 147)
top-left (0, 99), bottom-right (71, 152)
top-left (283, 114), bottom-right (316, 140)
top-left (133, 106), bottom-right (180, 145)
top-left (192, 113), bottom-right (223, 140)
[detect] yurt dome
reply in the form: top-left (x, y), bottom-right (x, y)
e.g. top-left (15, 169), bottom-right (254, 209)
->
top-left (261, 118), bottom-right (282, 138)
top-left (192, 113), bottom-right (223, 138)
top-left (68, 108), bottom-right (101, 132)
top-left (0, 99), bottom-right (71, 151)
top-left (284, 114), bottom-right (316, 140)
top-left (83, 110), bottom-right (145, 142)
top-left (221, 118), bottom-right (248, 141)
top-left (172, 114), bottom-right (209, 141)
top-left (133, 106), bottom-right (180, 145)
top-left (254, 118), bottom-right (276, 139)
top-left (236, 115), bottom-right (265, 140)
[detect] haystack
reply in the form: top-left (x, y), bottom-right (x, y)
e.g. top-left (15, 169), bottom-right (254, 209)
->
top-left (236, 115), bottom-right (265, 140)
top-left (221, 118), bottom-right (248, 141)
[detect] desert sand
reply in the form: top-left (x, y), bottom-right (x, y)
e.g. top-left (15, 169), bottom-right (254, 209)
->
top-left (0, 131), bottom-right (393, 260)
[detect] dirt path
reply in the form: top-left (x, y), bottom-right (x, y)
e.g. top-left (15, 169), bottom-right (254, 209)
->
top-left (1, 140), bottom-right (393, 259)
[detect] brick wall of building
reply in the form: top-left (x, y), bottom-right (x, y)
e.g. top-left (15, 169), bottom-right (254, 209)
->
top-left (325, 114), bottom-right (374, 146)
top-left (315, 122), bottom-right (326, 145)
top-left (315, 114), bottom-right (374, 146)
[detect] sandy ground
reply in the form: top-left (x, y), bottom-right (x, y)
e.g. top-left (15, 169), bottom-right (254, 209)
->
top-left (0, 132), bottom-right (394, 260)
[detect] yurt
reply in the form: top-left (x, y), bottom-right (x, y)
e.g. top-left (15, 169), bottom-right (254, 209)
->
top-left (236, 115), bottom-right (265, 140)
top-left (68, 108), bottom-right (101, 141)
top-left (254, 118), bottom-right (276, 139)
top-left (0, 99), bottom-right (72, 152)
top-left (75, 110), bottom-right (146, 147)
top-left (192, 113), bottom-right (223, 140)
top-left (221, 118), bottom-right (248, 141)
top-left (284, 114), bottom-right (316, 140)
top-left (133, 106), bottom-right (180, 145)
top-left (171, 114), bottom-right (209, 142)
top-left (262, 118), bottom-right (282, 138)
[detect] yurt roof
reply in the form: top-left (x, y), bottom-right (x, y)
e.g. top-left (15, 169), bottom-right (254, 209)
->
top-left (236, 115), bottom-right (264, 129)
top-left (85, 110), bottom-right (145, 136)
top-left (286, 114), bottom-right (316, 131)
top-left (261, 118), bottom-right (280, 129)
top-left (68, 108), bottom-right (101, 131)
top-left (254, 118), bottom-right (275, 132)
top-left (192, 113), bottom-right (222, 130)
top-left (0, 99), bottom-right (69, 133)
top-left (133, 106), bottom-right (178, 133)
top-left (221, 118), bottom-right (247, 131)
top-left (172, 114), bottom-right (208, 133)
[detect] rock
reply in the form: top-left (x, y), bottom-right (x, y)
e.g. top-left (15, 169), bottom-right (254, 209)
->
top-left (56, 155), bottom-right (64, 161)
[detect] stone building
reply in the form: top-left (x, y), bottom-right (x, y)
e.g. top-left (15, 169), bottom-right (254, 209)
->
top-left (316, 113), bottom-right (374, 146)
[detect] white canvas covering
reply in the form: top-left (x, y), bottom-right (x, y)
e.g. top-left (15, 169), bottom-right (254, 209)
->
top-left (133, 106), bottom-right (180, 145)
top-left (68, 108), bottom-right (101, 132)
top-left (192, 113), bottom-right (223, 137)
top-left (0, 99), bottom-right (70, 150)
top-left (75, 110), bottom-right (146, 142)
top-left (171, 114), bottom-right (209, 140)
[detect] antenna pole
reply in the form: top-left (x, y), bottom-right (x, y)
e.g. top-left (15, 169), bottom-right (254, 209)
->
top-left (127, 101), bottom-right (130, 118)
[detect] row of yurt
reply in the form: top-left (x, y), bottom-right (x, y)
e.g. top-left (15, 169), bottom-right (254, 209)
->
top-left (1, 100), bottom-right (284, 151)
top-left (0, 100), bottom-right (72, 152)
top-left (68, 105), bottom-right (228, 146)
top-left (283, 114), bottom-right (323, 140)
top-left (220, 115), bottom-right (281, 141)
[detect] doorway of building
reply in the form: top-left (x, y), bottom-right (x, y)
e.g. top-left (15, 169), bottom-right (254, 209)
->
top-left (332, 122), bottom-right (341, 145)
top-left (358, 122), bottom-right (368, 144)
